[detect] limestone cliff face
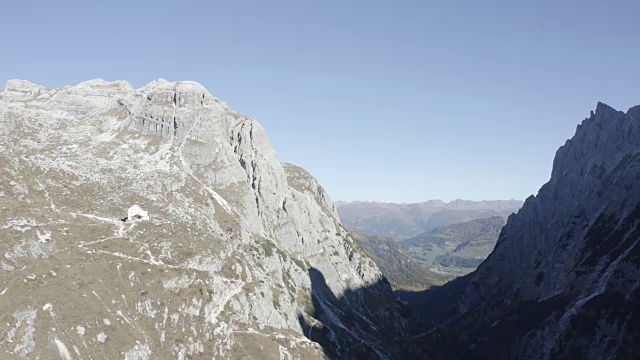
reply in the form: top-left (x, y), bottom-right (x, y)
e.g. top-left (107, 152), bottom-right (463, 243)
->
top-left (438, 102), bottom-right (640, 359)
top-left (0, 79), bottom-right (399, 359)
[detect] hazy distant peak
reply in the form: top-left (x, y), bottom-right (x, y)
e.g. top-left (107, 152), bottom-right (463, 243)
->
top-left (336, 199), bottom-right (523, 207)
top-left (419, 199), bottom-right (446, 206)
top-left (337, 199), bottom-right (523, 240)
top-left (335, 200), bottom-right (396, 207)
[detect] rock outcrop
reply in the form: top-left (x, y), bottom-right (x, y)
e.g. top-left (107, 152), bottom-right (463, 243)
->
top-left (418, 102), bottom-right (640, 360)
top-left (0, 79), bottom-right (432, 359)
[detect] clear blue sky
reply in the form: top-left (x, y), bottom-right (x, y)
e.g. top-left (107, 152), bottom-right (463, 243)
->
top-left (2, 1), bottom-right (639, 202)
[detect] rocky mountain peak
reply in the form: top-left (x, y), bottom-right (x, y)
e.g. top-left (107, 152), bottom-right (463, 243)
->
top-left (5, 79), bottom-right (44, 92)
top-left (627, 104), bottom-right (640, 120)
top-left (551, 101), bottom-right (640, 185)
top-left (422, 199), bottom-right (447, 207)
top-left (419, 101), bottom-right (640, 359)
top-left (0, 79), bottom-right (432, 359)
top-left (77, 78), bottom-right (134, 92)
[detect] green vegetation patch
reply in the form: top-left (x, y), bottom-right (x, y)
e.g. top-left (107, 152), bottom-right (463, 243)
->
top-left (260, 239), bottom-right (277, 257)
top-left (291, 257), bottom-right (307, 271)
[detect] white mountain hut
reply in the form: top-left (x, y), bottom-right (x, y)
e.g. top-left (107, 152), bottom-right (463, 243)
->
top-left (127, 204), bottom-right (149, 221)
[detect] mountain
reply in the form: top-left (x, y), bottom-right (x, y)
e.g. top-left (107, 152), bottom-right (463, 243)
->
top-left (403, 102), bottom-right (640, 359)
top-left (0, 79), bottom-right (459, 359)
top-left (336, 200), bottom-right (522, 240)
top-left (348, 229), bottom-right (448, 291)
top-left (400, 216), bottom-right (507, 278)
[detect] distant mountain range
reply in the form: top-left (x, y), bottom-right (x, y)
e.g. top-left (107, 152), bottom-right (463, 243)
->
top-left (336, 199), bottom-right (523, 240)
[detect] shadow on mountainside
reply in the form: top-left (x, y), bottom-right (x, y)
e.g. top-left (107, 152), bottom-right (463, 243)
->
top-left (393, 275), bottom-right (471, 323)
top-left (297, 267), bottom-right (473, 360)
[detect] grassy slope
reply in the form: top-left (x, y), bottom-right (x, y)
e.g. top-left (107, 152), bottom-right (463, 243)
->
top-left (348, 229), bottom-right (448, 291)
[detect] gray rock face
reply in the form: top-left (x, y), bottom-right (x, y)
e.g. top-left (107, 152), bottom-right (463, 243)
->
top-left (424, 102), bottom-right (640, 359)
top-left (336, 200), bottom-right (522, 240)
top-left (0, 79), bottom-right (413, 359)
